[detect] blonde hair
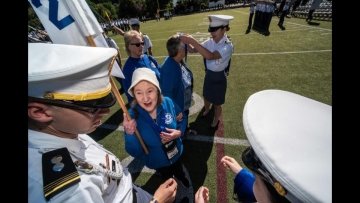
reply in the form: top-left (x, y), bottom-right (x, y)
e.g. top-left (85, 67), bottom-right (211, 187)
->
top-left (123, 30), bottom-right (143, 56)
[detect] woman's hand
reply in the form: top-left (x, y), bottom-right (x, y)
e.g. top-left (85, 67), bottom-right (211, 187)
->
top-left (220, 155), bottom-right (243, 175)
top-left (122, 113), bottom-right (137, 135)
top-left (160, 128), bottom-right (181, 143)
top-left (176, 112), bottom-right (183, 122)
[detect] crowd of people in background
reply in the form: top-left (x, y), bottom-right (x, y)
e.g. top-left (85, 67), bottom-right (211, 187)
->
top-left (29, 0), bottom-right (331, 43)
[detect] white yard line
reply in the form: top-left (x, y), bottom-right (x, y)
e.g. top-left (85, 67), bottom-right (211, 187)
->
top-left (286, 21), bottom-right (332, 31)
top-left (151, 49), bottom-right (331, 59)
top-left (100, 121), bottom-right (250, 147)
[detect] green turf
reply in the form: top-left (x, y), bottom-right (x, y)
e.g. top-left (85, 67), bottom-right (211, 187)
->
top-left (91, 7), bottom-right (331, 202)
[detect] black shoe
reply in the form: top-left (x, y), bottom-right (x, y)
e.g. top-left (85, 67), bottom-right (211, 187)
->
top-left (245, 28), bottom-right (251, 34)
top-left (278, 24), bottom-right (286, 30)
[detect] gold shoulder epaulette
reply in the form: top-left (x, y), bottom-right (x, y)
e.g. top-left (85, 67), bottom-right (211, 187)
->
top-left (42, 147), bottom-right (80, 201)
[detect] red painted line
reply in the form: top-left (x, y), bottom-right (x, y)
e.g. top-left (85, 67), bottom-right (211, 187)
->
top-left (216, 118), bottom-right (227, 202)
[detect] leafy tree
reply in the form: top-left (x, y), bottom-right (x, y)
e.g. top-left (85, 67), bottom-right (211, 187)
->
top-left (119, 0), bottom-right (144, 17)
top-left (28, 4), bottom-right (43, 30)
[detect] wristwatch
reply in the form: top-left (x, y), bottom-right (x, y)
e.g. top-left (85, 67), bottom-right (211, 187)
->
top-left (150, 197), bottom-right (158, 203)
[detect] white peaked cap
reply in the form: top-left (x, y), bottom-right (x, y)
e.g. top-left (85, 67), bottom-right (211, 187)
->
top-left (208, 14), bottom-right (234, 27)
top-left (28, 43), bottom-right (117, 101)
top-left (129, 18), bottom-right (140, 25)
top-left (243, 89), bottom-right (332, 203)
top-left (128, 68), bottom-right (160, 97)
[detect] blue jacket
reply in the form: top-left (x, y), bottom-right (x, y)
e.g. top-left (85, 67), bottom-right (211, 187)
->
top-left (124, 97), bottom-right (184, 169)
top-left (122, 55), bottom-right (160, 102)
top-left (234, 168), bottom-right (256, 202)
top-left (160, 57), bottom-right (193, 113)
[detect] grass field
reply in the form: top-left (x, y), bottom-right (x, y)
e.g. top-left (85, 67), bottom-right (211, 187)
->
top-left (90, 7), bottom-right (332, 202)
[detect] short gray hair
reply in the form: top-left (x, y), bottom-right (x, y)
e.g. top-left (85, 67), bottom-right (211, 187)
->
top-left (166, 34), bottom-right (182, 57)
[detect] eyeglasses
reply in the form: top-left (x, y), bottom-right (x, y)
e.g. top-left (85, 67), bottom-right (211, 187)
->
top-left (242, 147), bottom-right (287, 196)
top-left (130, 42), bottom-right (145, 47)
top-left (208, 26), bottom-right (224, 32)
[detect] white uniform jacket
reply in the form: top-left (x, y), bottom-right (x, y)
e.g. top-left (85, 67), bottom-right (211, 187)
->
top-left (28, 130), bottom-right (133, 203)
top-left (202, 34), bottom-right (233, 72)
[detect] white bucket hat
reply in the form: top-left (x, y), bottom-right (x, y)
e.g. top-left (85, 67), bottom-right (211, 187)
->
top-left (127, 68), bottom-right (160, 97)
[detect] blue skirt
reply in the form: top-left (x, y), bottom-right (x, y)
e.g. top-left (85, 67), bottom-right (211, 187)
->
top-left (203, 69), bottom-right (227, 105)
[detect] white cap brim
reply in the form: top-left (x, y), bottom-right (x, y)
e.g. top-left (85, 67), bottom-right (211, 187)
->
top-left (243, 89), bottom-right (332, 203)
top-left (28, 43), bottom-right (117, 101)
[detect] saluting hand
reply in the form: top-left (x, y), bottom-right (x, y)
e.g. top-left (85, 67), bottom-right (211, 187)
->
top-left (179, 34), bottom-right (196, 44)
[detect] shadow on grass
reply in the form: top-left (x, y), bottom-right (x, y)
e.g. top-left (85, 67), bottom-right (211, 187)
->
top-left (307, 21), bottom-right (320, 26)
top-left (183, 107), bottom-right (217, 191)
top-left (137, 107), bottom-right (218, 194)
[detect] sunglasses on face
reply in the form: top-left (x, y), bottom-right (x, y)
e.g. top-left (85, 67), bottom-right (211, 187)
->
top-left (208, 26), bottom-right (224, 32)
top-left (50, 101), bottom-right (100, 114)
top-left (28, 94), bottom-right (115, 114)
top-left (242, 147), bottom-right (287, 196)
top-left (130, 42), bottom-right (145, 47)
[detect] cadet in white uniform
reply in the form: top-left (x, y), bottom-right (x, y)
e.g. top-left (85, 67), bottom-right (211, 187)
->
top-left (27, 43), bottom-right (177, 203)
top-left (222, 90), bottom-right (332, 203)
top-left (180, 15), bottom-right (234, 129)
top-left (241, 90), bottom-right (331, 203)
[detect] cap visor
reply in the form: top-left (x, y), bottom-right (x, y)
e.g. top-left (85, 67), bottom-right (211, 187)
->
top-left (73, 92), bottom-right (116, 108)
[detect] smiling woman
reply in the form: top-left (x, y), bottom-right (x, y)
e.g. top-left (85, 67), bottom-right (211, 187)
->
top-left (123, 67), bottom-right (194, 203)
